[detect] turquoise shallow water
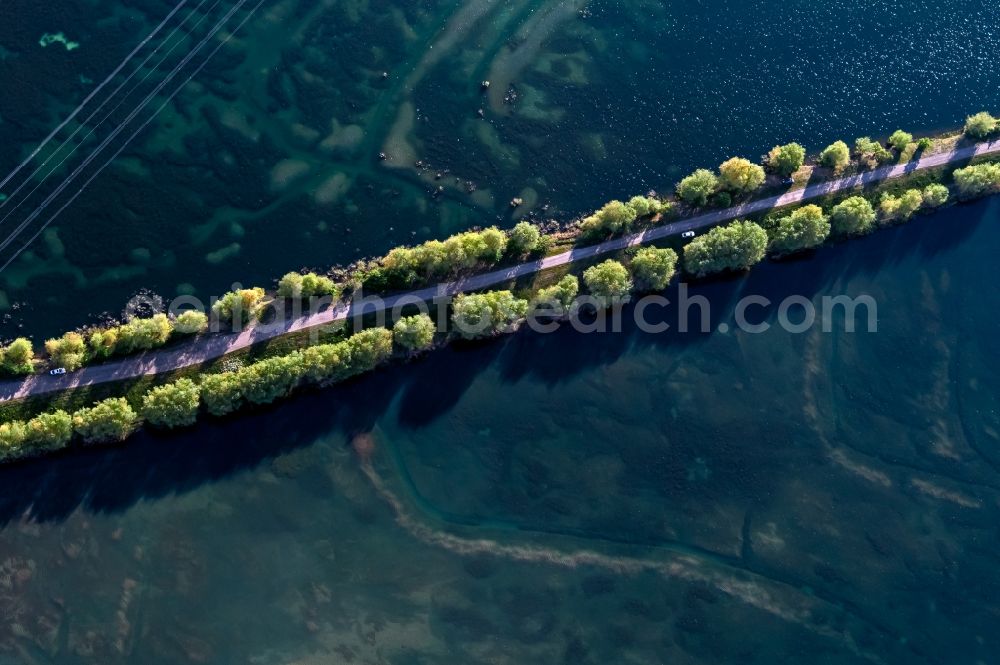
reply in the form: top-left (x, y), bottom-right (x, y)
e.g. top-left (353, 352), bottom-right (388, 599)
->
top-left (0, 1), bottom-right (999, 663)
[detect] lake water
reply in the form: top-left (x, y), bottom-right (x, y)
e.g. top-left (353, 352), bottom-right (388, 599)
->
top-left (0, 1), bottom-right (999, 663)
top-left (1, 0), bottom-right (1000, 335)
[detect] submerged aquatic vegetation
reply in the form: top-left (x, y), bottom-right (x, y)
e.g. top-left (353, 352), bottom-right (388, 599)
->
top-left (38, 32), bottom-right (80, 51)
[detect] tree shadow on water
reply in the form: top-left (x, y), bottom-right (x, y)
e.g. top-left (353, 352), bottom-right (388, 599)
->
top-left (829, 197), bottom-right (991, 278)
top-left (393, 340), bottom-right (502, 429)
top-left (0, 370), bottom-right (412, 526)
top-left (497, 276), bottom-right (742, 387)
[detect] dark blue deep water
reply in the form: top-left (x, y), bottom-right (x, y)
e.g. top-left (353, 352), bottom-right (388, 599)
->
top-left (0, 1), bottom-right (998, 663)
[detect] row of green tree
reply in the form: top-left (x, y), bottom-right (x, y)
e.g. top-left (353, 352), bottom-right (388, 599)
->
top-left (448, 247), bottom-right (681, 337)
top-left (446, 249), bottom-right (680, 337)
top-left (953, 162), bottom-right (1000, 197)
top-left (355, 196), bottom-right (681, 293)
top-left (685, 183), bottom-right (953, 275)
top-left (28, 271), bottom-right (342, 374)
top-left (673, 112), bottom-right (997, 209)
top-left (21, 161), bottom-right (980, 381)
top-left (209, 273), bottom-right (341, 326)
top-left (578, 196), bottom-right (673, 239)
top-left (0, 326), bottom-right (407, 460)
top-left (45, 311), bottom-right (209, 371)
top-left (558, 182), bottom-right (954, 289)
top-left (356, 222), bottom-right (548, 292)
top-left (0, 338), bottom-right (35, 376)
top-left (199, 328), bottom-right (394, 417)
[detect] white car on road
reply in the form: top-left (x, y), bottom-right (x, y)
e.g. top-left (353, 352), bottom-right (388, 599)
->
top-left (49, 368), bottom-right (67, 376)
top-left (680, 231), bottom-right (696, 239)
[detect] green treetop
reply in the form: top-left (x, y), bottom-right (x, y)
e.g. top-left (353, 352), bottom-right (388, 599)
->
top-left (767, 143), bottom-right (806, 177)
top-left (277, 272), bottom-right (340, 299)
top-left (213, 288), bottom-right (267, 326)
top-left (829, 196), bottom-right (876, 236)
top-left (174, 310), bottom-right (209, 335)
top-left (683, 220), bottom-right (768, 277)
top-left (922, 183), bottom-right (949, 207)
top-left (627, 195), bottom-right (664, 218)
top-left (534, 275), bottom-right (580, 313)
top-left (200, 372), bottom-right (246, 416)
top-left (141, 378), bottom-right (201, 429)
top-left (114, 314), bottom-right (173, 354)
top-left (964, 111), bottom-right (998, 139)
top-left (879, 189), bottom-right (924, 224)
top-left (2, 338), bottom-right (35, 375)
top-left (630, 247), bottom-right (678, 291)
top-left (0, 412), bottom-right (71, 458)
top-left (393, 314), bottom-right (436, 352)
top-left (768, 205), bottom-right (831, 256)
top-left (0, 421), bottom-right (28, 460)
top-left (580, 200), bottom-right (639, 238)
top-left (583, 259), bottom-right (633, 308)
top-left (888, 130), bottom-right (913, 151)
top-left (26, 411), bottom-right (73, 453)
top-left (676, 169), bottom-right (719, 206)
top-left (451, 291), bottom-right (528, 339)
top-left (819, 140), bottom-right (851, 170)
top-left (854, 137), bottom-right (892, 167)
top-left (507, 221), bottom-right (542, 256)
top-left (241, 352), bottom-right (306, 406)
top-left (898, 189), bottom-right (925, 218)
top-left (718, 157), bottom-right (766, 193)
top-left (72, 397), bottom-right (139, 445)
top-left (953, 163), bottom-right (1000, 197)
top-left (338, 328), bottom-right (394, 376)
top-left (45, 331), bottom-right (87, 371)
